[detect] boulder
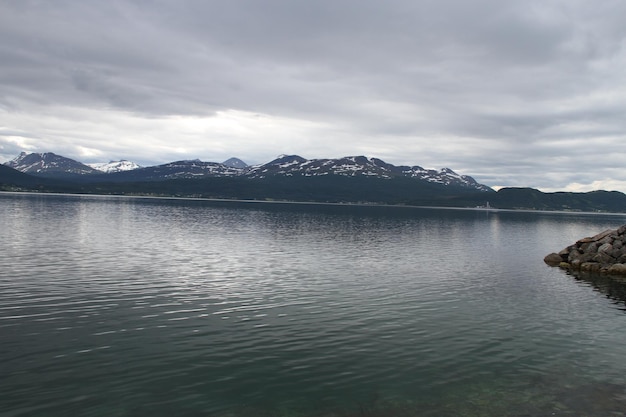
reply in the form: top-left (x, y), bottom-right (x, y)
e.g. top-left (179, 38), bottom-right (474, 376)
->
top-left (579, 242), bottom-right (597, 253)
top-left (545, 225), bottom-right (626, 276)
top-left (559, 247), bottom-right (572, 257)
top-left (607, 264), bottom-right (626, 275)
top-left (580, 262), bottom-right (601, 273)
top-left (598, 242), bottom-right (613, 254)
top-left (577, 229), bottom-right (614, 244)
top-left (568, 249), bottom-right (583, 263)
top-left (593, 252), bottom-right (614, 265)
top-left (599, 235), bottom-right (614, 245)
top-left (544, 253), bottom-right (564, 266)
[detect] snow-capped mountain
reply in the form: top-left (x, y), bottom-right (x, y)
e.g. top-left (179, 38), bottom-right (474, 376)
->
top-left (143, 159), bottom-right (243, 179)
top-left (244, 155), bottom-right (492, 192)
top-left (4, 152), bottom-right (492, 192)
top-left (103, 159), bottom-right (245, 182)
top-left (400, 166), bottom-right (492, 191)
top-left (5, 152), bottom-right (100, 177)
top-left (222, 157), bottom-right (248, 169)
top-left (88, 160), bottom-right (141, 173)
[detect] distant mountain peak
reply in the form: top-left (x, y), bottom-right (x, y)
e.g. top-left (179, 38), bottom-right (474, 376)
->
top-left (222, 157), bottom-right (248, 169)
top-left (270, 155), bottom-right (307, 165)
top-left (5, 152), bottom-right (100, 177)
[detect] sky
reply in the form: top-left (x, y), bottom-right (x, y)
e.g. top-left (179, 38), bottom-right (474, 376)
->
top-left (1, 0), bottom-right (625, 192)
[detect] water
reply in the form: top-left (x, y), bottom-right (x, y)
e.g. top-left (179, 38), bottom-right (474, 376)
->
top-left (2, 192), bottom-right (626, 416)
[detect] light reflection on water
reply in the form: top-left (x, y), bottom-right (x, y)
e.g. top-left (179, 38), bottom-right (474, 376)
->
top-left (2, 193), bottom-right (626, 416)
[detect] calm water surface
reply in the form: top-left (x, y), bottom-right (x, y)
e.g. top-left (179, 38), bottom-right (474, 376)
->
top-left (2, 192), bottom-right (626, 416)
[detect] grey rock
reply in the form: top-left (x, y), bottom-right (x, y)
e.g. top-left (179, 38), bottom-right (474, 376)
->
top-left (598, 243), bottom-right (613, 254)
top-left (586, 242), bottom-right (599, 254)
top-left (546, 225), bottom-right (626, 276)
top-left (593, 252), bottom-right (614, 265)
top-left (607, 264), bottom-right (626, 275)
top-left (544, 253), bottom-right (564, 266)
top-left (568, 250), bottom-right (583, 263)
top-left (577, 229), bottom-right (614, 244)
top-left (580, 262), bottom-right (601, 273)
top-left (599, 236), bottom-right (614, 245)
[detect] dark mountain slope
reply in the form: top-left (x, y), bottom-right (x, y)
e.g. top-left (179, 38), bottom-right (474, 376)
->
top-left (449, 187), bottom-right (626, 212)
top-left (0, 165), bottom-right (61, 189)
top-left (81, 174), bottom-right (492, 205)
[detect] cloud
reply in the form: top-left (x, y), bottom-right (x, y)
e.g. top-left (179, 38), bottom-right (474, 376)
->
top-left (1, 0), bottom-right (626, 191)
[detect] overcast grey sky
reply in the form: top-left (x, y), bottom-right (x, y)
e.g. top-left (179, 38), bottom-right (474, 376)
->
top-left (1, 0), bottom-right (625, 192)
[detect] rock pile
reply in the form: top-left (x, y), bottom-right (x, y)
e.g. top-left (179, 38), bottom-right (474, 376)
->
top-left (544, 225), bottom-right (626, 276)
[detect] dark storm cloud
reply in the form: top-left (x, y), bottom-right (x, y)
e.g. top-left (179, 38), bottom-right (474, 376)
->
top-left (1, 0), bottom-right (625, 191)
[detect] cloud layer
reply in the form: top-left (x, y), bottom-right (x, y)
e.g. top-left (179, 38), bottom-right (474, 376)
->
top-left (1, 0), bottom-right (626, 192)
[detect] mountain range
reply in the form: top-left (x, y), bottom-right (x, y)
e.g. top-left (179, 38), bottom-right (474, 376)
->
top-left (4, 152), bottom-right (491, 191)
top-left (3, 152), bottom-right (626, 212)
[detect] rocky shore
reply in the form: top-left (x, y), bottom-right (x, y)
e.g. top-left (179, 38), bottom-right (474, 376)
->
top-left (544, 225), bottom-right (626, 276)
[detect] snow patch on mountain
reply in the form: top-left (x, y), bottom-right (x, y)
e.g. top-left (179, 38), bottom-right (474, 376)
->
top-left (132, 160), bottom-right (244, 180)
top-left (88, 160), bottom-right (141, 173)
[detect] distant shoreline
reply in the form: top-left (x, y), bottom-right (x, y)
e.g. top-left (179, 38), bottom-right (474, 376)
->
top-left (3, 190), bottom-right (626, 217)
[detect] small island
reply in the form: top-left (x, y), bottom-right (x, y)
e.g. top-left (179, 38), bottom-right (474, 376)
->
top-left (545, 225), bottom-right (626, 276)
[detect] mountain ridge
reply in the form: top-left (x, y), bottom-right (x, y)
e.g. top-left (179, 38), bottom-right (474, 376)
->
top-left (2, 160), bottom-right (626, 212)
top-left (8, 151), bottom-right (625, 212)
top-left (3, 152), bottom-right (492, 192)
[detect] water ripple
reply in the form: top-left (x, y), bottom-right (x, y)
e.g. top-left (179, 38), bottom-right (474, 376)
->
top-left (2, 194), bottom-right (626, 416)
